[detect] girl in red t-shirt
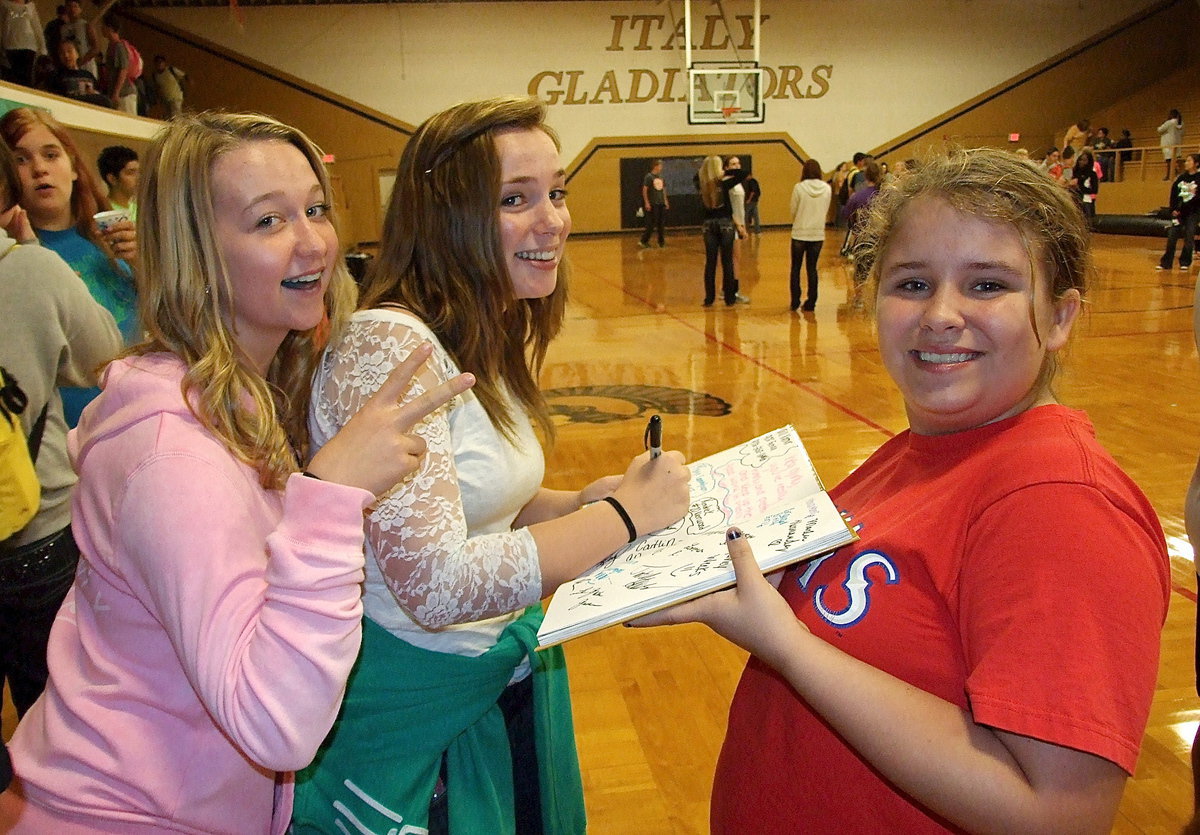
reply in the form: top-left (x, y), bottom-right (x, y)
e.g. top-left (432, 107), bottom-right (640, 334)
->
top-left (639, 148), bottom-right (1170, 834)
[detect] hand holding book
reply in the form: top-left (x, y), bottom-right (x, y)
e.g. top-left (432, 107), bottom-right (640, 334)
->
top-left (628, 527), bottom-right (814, 673)
top-left (537, 426), bottom-right (856, 647)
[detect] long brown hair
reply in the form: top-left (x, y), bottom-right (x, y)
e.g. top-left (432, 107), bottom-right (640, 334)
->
top-left (0, 107), bottom-right (111, 244)
top-left (360, 95), bottom-right (567, 442)
top-left (134, 112), bottom-right (357, 488)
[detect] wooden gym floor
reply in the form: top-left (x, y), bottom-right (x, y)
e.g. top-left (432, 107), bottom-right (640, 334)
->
top-left (2, 226), bottom-right (1196, 833)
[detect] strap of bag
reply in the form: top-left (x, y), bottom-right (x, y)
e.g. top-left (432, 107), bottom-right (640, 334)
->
top-left (26, 400), bottom-right (49, 463)
top-left (0, 366), bottom-right (48, 463)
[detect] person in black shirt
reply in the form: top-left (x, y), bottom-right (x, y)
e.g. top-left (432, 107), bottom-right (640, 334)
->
top-left (49, 39), bottom-right (109, 107)
top-left (743, 171), bottom-right (761, 234)
top-left (697, 155), bottom-right (748, 306)
top-left (1156, 153), bottom-right (1200, 271)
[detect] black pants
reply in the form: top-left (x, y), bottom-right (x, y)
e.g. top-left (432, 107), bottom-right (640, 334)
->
top-left (1161, 212), bottom-right (1199, 269)
top-left (0, 527), bottom-right (79, 730)
top-left (789, 239), bottom-right (823, 309)
top-left (702, 218), bottom-right (737, 304)
top-left (640, 204), bottom-right (666, 246)
top-left (428, 673), bottom-right (542, 834)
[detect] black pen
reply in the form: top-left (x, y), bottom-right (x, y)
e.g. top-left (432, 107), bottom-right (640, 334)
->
top-left (645, 414), bottom-right (662, 459)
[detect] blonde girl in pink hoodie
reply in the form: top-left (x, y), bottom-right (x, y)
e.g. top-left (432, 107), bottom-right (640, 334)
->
top-left (0, 112), bottom-right (472, 834)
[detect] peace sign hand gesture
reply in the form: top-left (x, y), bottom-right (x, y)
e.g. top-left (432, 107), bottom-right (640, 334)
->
top-left (307, 342), bottom-right (474, 497)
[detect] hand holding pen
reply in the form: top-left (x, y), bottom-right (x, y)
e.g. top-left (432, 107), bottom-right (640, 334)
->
top-left (608, 414), bottom-right (689, 539)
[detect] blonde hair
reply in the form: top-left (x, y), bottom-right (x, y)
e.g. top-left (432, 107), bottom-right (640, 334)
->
top-left (360, 95), bottom-right (566, 443)
top-left (854, 147), bottom-right (1091, 390)
top-left (698, 155), bottom-right (725, 210)
top-left (134, 112), bottom-right (357, 489)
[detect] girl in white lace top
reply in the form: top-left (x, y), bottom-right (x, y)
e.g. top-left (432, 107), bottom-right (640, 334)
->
top-left (294, 97), bottom-right (691, 835)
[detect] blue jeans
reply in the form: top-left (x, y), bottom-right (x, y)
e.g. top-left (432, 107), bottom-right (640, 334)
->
top-left (703, 218), bottom-right (737, 303)
top-left (1161, 212), bottom-right (1199, 268)
top-left (790, 239), bottom-right (823, 308)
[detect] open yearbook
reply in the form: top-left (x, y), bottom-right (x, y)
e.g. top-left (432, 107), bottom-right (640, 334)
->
top-left (537, 425), bottom-right (858, 647)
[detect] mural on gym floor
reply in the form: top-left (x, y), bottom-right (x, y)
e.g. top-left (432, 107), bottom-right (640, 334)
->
top-left (543, 384), bottom-right (730, 425)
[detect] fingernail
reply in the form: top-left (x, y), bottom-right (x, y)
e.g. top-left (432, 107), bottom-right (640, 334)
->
top-left (726, 527), bottom-right (742, 541)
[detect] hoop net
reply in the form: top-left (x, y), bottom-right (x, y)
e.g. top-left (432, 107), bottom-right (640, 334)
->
top-left (721, 106), bottom-right (742, 125)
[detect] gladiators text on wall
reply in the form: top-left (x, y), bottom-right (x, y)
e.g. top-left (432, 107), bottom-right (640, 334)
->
top-left (529, 65), bottom-right (831, 106)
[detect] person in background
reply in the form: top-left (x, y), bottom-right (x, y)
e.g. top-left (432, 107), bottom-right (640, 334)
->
top-left (1069, 149), bottom-right (1099, 221)
top-left (1062, 118), bottom-right (1090, 156)
top-left (637, 147), bottom-right (1169, 834)
top-left (0, 110), bottom-right (473, 835)
top-left (97, 145), bottom-right (138, 221)
top-left (27, 51), bottom-right (52, 92)
top-left (0, 134), bottom-right (120, 739)
top-left (830, 161), bottom-right (850, 228)
top-left (98, 14), bottom-right (136, 115)
top-left (1113, 128), bottom-right (1134, 172)
top-left (726, 155), bottom-right (749, 240)
top-left (788, 158), bottom-right (830, 313)
top-left (847, 151), bottom-right (870, 194)
top-left (293, 94), bottom-right (690, 835)
top-left (41, 4), bottom-right (66, 60)
top-left (840, 158), bottom-right (881, 263)
top-left (1037, 146), bottom-right (1063, 182)
top-left (1158, 108), bottom-right (1184, 181)
top-left (697, 154), bottom-right (749, 307)
top-left (638, 158), bottom-right (669, 249)
top-left (743, 167), bottom-right (762, 235)
top-left (1156, 152), bottom-right (1200, 272)
top-left (46, 39), bottom-right (106, 107)
top-left (1057, 146), bottom-right (1076, 187)
top-left (152, 53), bottom-right (187, 118)
top-left (1, 107), bottom-right (138, 426)
top-left (0, 0), bottom-right (45, 87)
top-left (59, 0), bottom-right (97, 79)
top-left (1093, 126), bottom-right (1115, 180)
top-left (839, 152), bottom-right (873, 256)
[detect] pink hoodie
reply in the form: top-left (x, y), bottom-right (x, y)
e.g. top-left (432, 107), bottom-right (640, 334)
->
top-left (6, 353), bottom-right (372, 834)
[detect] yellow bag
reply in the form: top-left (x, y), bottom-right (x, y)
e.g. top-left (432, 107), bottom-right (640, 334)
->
top-left (0, 367), bottom-right (41, 542)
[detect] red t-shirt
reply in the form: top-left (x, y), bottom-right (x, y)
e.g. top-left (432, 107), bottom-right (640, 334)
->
top-left (711, 406), bottom-right (1169, 833)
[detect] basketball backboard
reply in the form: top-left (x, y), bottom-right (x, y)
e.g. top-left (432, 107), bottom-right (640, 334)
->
top-left (687, 62), bottom-right (765, 125)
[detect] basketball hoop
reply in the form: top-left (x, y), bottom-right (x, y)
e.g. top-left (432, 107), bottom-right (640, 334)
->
top-left (721, 106), bottom-right (742, 125)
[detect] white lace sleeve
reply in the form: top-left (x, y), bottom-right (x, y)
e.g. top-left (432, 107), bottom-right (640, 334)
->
top-left (313, 315), bottom-right (543, 628)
